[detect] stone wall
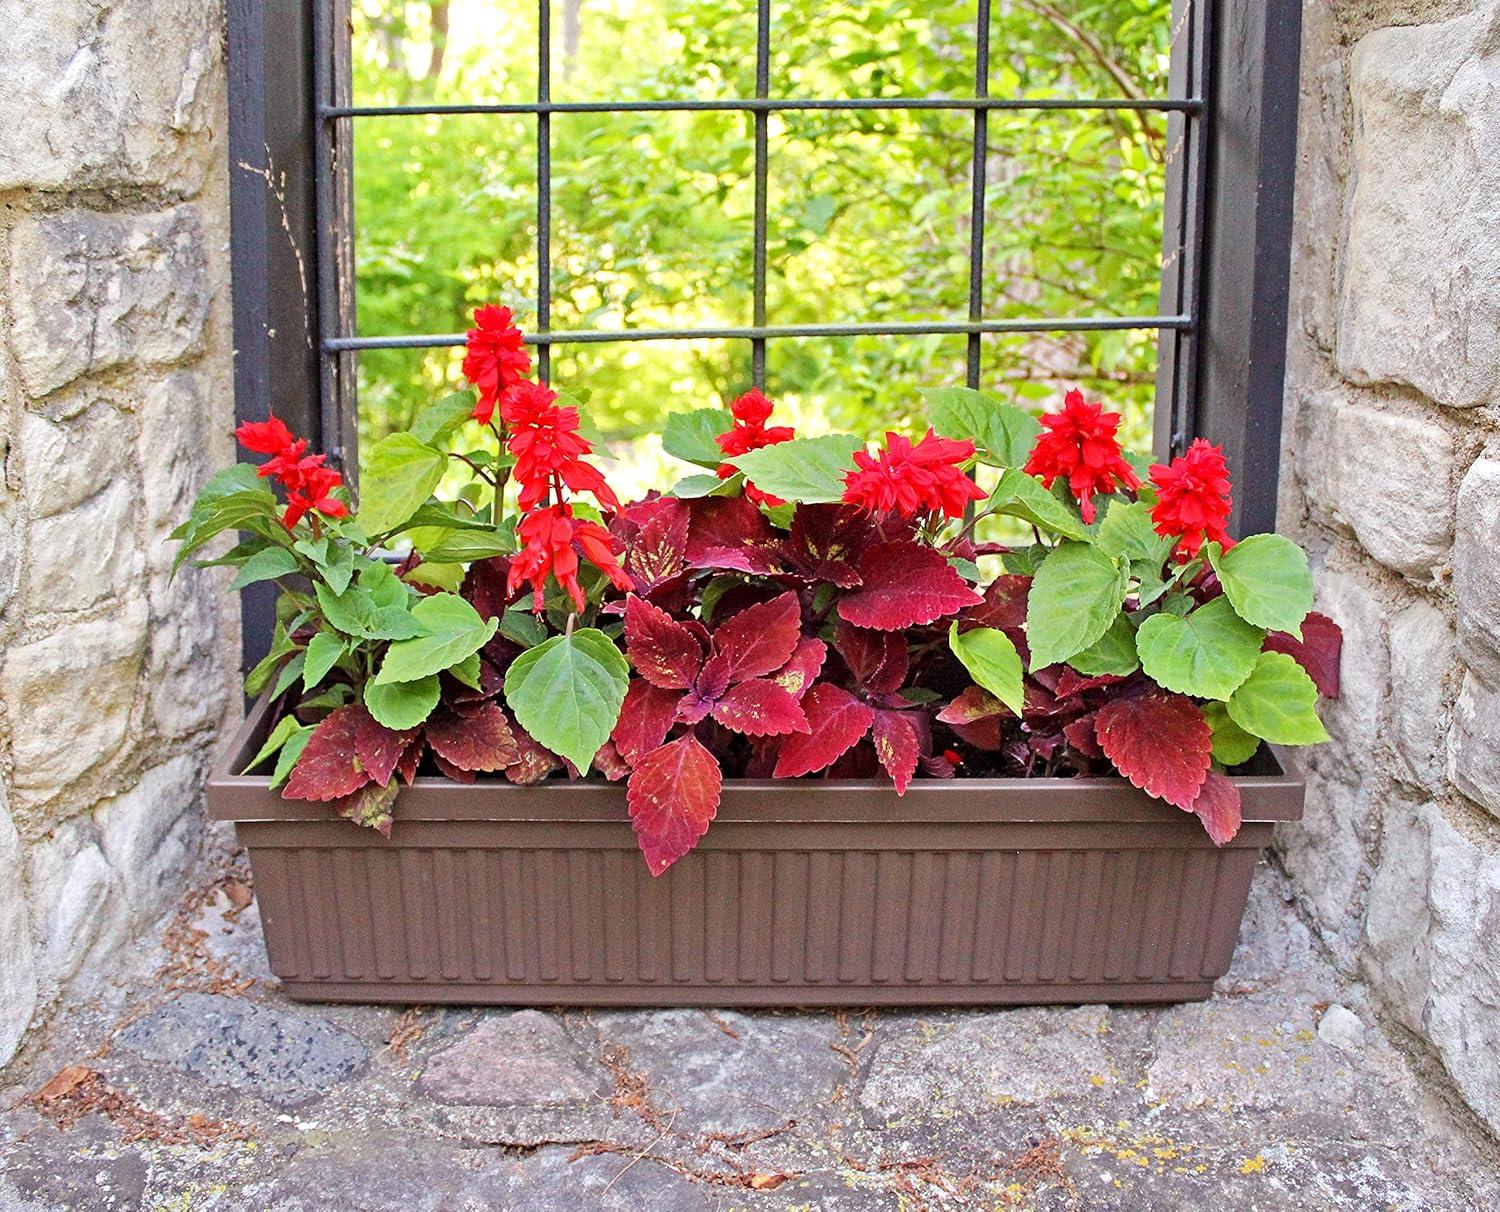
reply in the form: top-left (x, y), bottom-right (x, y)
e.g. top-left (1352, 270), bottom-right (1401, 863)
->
top-left (0, 1), bottom-right (237, 1067)
top-left (1280, 0), bottom-right (1500, 1136)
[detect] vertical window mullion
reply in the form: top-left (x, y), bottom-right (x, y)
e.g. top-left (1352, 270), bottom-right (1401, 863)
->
top-left (966, 0), bottom-right (992, 392)
top-left (751, 0), bottom-right (771, 388)
top-left (537, 0), bottom-right (553, 385)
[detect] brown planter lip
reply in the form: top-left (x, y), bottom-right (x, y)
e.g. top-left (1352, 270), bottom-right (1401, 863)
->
top-left (207, 692), bottom-right (1305, 828)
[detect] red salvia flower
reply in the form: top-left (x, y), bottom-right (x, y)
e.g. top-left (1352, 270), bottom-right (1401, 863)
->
top-left (1149, 438), bottom-right (1234, 558)
top-left (462, 304), bottom-right (531, 425)
top-left (508, 503), bottom-right (633, 612)
top-left (715, 387), bottom-right (796, 506)
top-left (502, 380), bottom-right (620, 512)
top-left (1022, 389), bottom-right (1140, 524)
top-left (234, 418), bottom-right (347, 530)
top-left (842, 429), bottom-right (985, 520)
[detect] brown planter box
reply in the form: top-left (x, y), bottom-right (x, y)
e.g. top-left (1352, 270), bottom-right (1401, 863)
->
top-left (207, 696), bottom-right (1303, 1007)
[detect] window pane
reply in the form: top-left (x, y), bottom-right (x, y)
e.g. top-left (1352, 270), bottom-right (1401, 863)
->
top-left (550, 111), bottom-right (754, 332)
top-left (772, 1), bottom-right (980, 100)
top-left (989, 0), bottom-right (1174, 100)
top-left (350, 1), bottom-right (536, 105)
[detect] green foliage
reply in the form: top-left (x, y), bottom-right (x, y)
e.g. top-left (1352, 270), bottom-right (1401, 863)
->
top-left (663, 408), bottom-right (735, 469)
top-left (357, 432), bottom-right (450, 535)
top-left (503, 628), bottom-right (631, 773)
top-left (1069, 614), bottom-right (1140, 677)
top-left (373, 592), bottom-right (499, 685)
top-left (922, 387), bottom-right (1040, 469)
top-left (726, 434), bottom-right (863, 503)
top-left (1226, 652), bottom-right (1330, 745)
top-left (1135, 597), bottom-right (1265, 700)
top-left (985, 470), bottom-right (1090, 541)
top-left (948, 623), bottom-right (1024, 716)
top-left (364, 674), bottom-right (442, 730)
top-left (1203, 701), bottom-right (1260, 767)
top-left (1025, 541), bottom-right (1127, 670)
top-left (1209, 536), bottom-right (1314, 638)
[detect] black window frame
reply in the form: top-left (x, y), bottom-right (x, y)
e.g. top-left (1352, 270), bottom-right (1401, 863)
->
top-left (228, 0), bottom-right (1301, 669)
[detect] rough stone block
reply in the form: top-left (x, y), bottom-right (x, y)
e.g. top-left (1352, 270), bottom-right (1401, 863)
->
top-left (94, 754), bottom-right (203, 927)
top-left (1311, 566), bottom-right (1388, 765)
top-left (1337, 5), bottom-right (1500, 409)
top-left (145, 571), bottom-right (232, 740)
top-left (417, 1011), bottom-right (600, 1107)
top-left (1450, 674), bottom-right (1500, 817)
top-left (118, 993), bottom-right (367, 1107)
top-left (25, 821), bottom-right (130, 992)
top-left (0, 1), bottom-right (221, 193)
top-left (1331, 404), bottom-right (1455, 578)
top-left (1290, 4), bottom-right (1349, 353)
top-left (1361, 799), bottom-right (1435, 1036)
top-left (1277, 761), bottom-right (1374, 961)
top-left (0, 791), bottom-right (37, 1069)
top-left (137, 371), bottom-right (211, 559)
top-left (23, 477), bottom-right (145, 615)
top-left (0, 600), bottom-right (148, 808)
top-left (1287, 386), bottom-right (1345, 530)
top-left (1454, 454), bottom-right (1500, 683)
top-left (17, 406), bottom-right (132, 518)
top-left (1388, 596), bottom-right (1457, 789)
top-left (8, 207), bottom-right (210, 398)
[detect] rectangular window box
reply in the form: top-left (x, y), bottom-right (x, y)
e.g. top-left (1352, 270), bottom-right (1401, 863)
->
top-left (208, 695), bottom-right (1303, 1006)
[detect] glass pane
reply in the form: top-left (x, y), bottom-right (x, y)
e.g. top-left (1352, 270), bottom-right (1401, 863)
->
top-left (767, 109), bottom-right (973, 325)
top-left (772, 1), bottom-right (980, 100)
top-left (989, 0), bottom-right (1175, 100)
top-left (550, 111), bottom-right (754, 332)
top-left (550, 0), bottom-right (758, 103)
top-left (350, 1), bottom-right (537, 105)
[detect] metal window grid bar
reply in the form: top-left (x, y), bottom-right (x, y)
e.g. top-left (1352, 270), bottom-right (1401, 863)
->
top-left (311, 0), bottom-right (1212, 465)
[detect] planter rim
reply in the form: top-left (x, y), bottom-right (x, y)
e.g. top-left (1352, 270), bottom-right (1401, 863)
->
top-left (209, 693), bottom-right (1306, 827)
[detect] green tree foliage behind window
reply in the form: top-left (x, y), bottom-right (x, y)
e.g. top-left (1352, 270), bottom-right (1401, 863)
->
top-left (352, 0), bottom-right (1172, 484)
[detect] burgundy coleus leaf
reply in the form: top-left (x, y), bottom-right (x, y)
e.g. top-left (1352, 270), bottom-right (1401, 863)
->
top-left (962, 574), bottom-right (1031, 644)
top-left (1062, 714), bottom-right (1103, 759)
top-left (430, 752), bottom-right (477, 784)
top-left (395, 737), bottom-right (424, 785)
top-left (1264, 610), bottom-right (1342, 699)
top-left (1189, 768), bottom-right (1243, 845)
top-left (283, 705), bottom-right (371, 801)
top-left (685, 495), bottom-right (782, 573)
top-left (425, 703), bottom-right (520, 772)
top-left (837, 540), bottom-right (982, 631)
top-left (626, 734), bottom-right (724, 877)
top-left (708, 592), bottom-right (802, 684)
top-left (624, 594), bottom-right (703, 690)
top-left (710, 678), bottom-right (810, 737)
top-left (1053, 668), bottom-right (1127, 701)
top-left (769, 637), bottom-right (827, 701)
top-left (449, 658), bottom-right (506, 704)
top-left (937, 685), bottom-right (1009, 750)
top-left (347, 705), bottom-right (416, 788)
top-left (504, 725), bottom-right (560, 785)
top-left (332, 781), bottom-right (399, 837)
top-left (773, 683), bottom-right (877, 777)
top-left (612, 496), bottom-right (690, 593)
top-left (591, 741), bottom-right (631, 782)
top-left (779, 504), bottom-right (874, 587)
top-left (612, 678), bottom-right (681, 767)
top-left (871, 709), bottom-right (921, 794)
top-left (834, 621), bottom-right (908, 695)
top-left (462, 556), bottom-right (513, 622)
top-left (1094, 691), bottom-right (1211, 810)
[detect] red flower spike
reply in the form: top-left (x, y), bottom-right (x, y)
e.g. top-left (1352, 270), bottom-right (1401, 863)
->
top-left (1094, 691), bottom-right (1211, 810)
top-left (1189, 768), bottom-right (1243, 845)
top-left (1023, 389), bottom-right (1140, 524)
top-left (871, 710), bottom-right (921, 794)
top-left (1264, 610), bottom-right (1342, 699)
top-left (841, 429), bottom-right (986, 520)
top-left (715, 387), bottom-right (796, 506)
top-left (425, 703), bottom-right (520, 772)
top-left (770, 637), bottom-right (827, 701)
top-left (627, 734), bottom-right (724, 876)
top-left (710, 679), bottom-right (810, 737)
top-left (509, 504), bottom-right (632, 613)
top-left (708, 592), bottom-right (803, 684)
top-left (283, 706), bottom-right (370, 802)
top-left (837, 541), bottom-right (983, 632)
top-left (502, 380), bottom-right (620, 512)
top-left (1149, 438), bottom-right (1234, 559)
top-left (236, 416), bottom-right (298, 455)
top-left (236, 417), bottom-right (347, 530)
top-left (462, 304), bottom-right (531, 425)
top-left (624, 594), bottom-right (704, 690)
top-left (348, 707), bottom-right (417, 788)
top-left (773, 684), bottom-right (877, 778)
top-left (612, 678), bottom-right (681, 767)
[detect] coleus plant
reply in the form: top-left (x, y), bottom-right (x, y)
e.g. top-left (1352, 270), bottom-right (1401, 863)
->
top-left (178, 308), bottom-right (1340, 874)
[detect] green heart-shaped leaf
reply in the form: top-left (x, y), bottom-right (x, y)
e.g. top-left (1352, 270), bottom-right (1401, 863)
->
top-left (503, 628), bottom-right (630, 774)
top-left (1226, 651), bottom-right (1330, 744)
top-left (1136, 596), bottom-right (1264, 700)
